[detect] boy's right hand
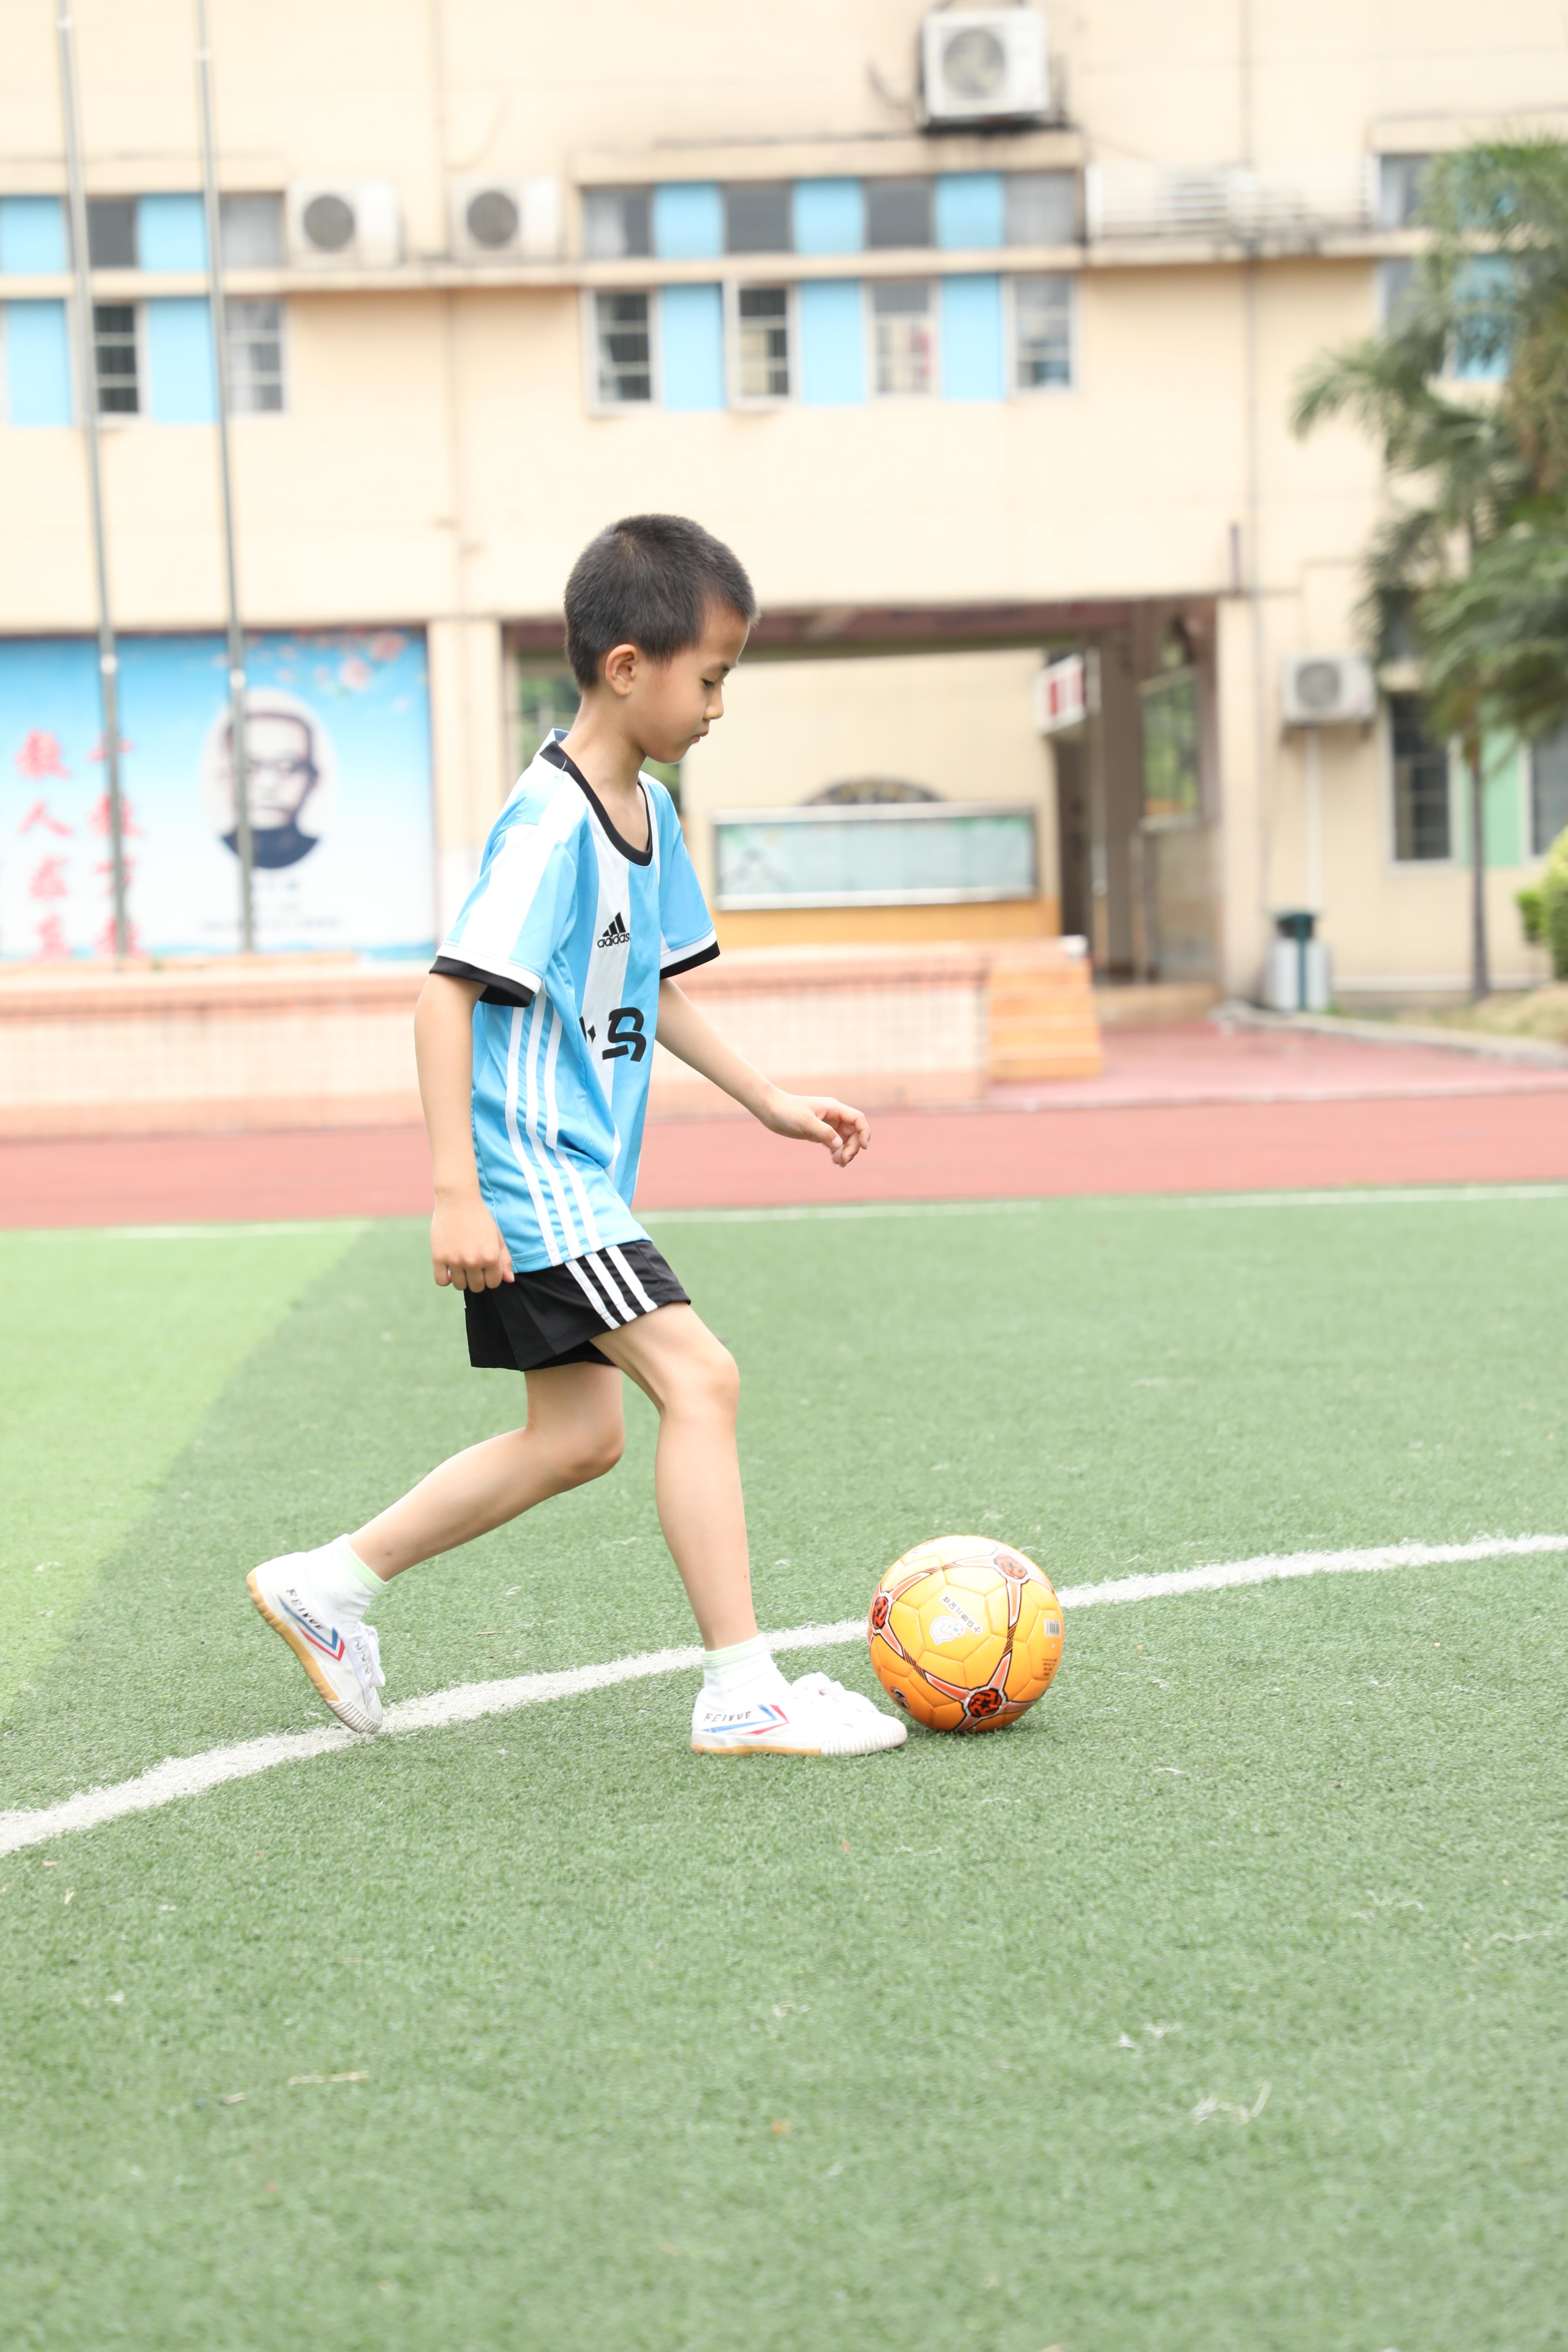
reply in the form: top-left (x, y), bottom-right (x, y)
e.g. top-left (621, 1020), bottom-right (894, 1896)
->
top-left (430, 1189), bottom-right (515, 1290)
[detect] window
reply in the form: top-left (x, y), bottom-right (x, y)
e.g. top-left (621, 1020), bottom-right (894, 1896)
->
top-left (1391, 694), bottom-right (1451, 860)
top-left (1378, 154), bottom-right (1431, 230)
top-left (734, 286), bottom-right (790, 400)
top-left (86, 198), bottom-right (137, 268)
top-left (1377, 257), bottom-right (1417, 326)
top-left (1012, 274), bottom-right (1071, 388)
top-left (92, 301), bottom-right (138, 412)
top-left (1532, 724), bottom-right (1568, 854)
top-left (582, 187), bottom-right (651, 260)
top-left (593, 290), bottom-right (653, 404)
top-left (1006, 172), bottom-right (1077, 245)
top-left (226, 299), bottom-right (284, 412)
top-left (866, 178), bottom-right (933, 250)
top-left (870, 280), bottom-right (934, 393)
top-left (1450, 255), bottom-right (1511, 382)
top-left (724, 183), bottom-right (791, 254)
top-left (220, 194), bottom-right (284, 267)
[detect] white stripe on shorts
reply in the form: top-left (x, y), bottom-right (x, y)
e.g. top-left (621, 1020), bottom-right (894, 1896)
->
top-left (564, 1255), bottom-right (624, 1329)
top-left (606, 1244), bottom-right (658, 1316)
top-left (586, 1250), bottom-right (635, 1320)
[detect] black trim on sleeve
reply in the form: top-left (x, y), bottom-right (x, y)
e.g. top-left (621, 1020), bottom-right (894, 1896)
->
top-left (660, 940), bottom-right (721, 981)
top-left (430, 954), bottom-right (536, 1009)
top-left (541, 736), bottom-right (653, 866)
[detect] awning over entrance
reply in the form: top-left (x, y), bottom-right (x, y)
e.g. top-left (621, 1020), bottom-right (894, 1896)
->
top-left (507, 599), bottom-right (1140, 659)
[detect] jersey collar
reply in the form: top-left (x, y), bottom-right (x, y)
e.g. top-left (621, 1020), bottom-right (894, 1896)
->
top-left (541, 735), bottom-right (652, 866)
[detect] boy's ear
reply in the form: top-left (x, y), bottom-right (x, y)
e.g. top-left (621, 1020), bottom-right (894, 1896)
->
top-left (601, 640), bottom-right (640, 698)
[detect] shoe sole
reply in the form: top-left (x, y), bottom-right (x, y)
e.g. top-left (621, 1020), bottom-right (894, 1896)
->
top-left (246, 1572), bottom-right (380, 1736)
top-left (691, 1736), bottom-right (825, 1757)
top-left (691, 1730), bottom-right (905, 1758)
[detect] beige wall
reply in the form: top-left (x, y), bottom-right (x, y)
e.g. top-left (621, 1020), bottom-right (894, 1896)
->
top-left (678, 646), bottom-right (1060, 945)
top-left (5, 0), bottom-right (1568, 993)
top-left (10, 2), bottom-right (1567, 193)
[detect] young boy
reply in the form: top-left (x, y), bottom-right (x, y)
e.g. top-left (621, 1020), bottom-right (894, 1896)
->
top-left (247, 514), bottom-right (905, 1759)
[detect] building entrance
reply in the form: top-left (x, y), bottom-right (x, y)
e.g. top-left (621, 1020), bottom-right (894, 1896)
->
top-left (1051, 603), bottom-right (1220, 984)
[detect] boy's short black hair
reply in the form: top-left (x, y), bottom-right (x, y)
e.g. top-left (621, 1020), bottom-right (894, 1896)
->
top-left (564, 513), bottom-right (758, 689)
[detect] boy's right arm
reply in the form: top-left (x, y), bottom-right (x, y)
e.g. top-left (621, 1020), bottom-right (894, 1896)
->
top-left (414, 974), bottom-right (515, 1290)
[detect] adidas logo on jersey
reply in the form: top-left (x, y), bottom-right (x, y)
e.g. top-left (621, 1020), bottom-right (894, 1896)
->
top-left (596, 912), bottom-right (629, 948)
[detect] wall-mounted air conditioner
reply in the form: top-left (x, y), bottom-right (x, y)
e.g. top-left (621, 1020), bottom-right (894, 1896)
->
top-left (285, 181), bottom-right (401, 268)
top-left (1280, 654), bottom-right (1377, 726)
top-left (921, 7), bottom-right (1048, 127)
top-left (450, 177), bottom-right (563, 262)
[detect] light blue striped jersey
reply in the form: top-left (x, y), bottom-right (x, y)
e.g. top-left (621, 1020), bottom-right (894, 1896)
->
top-left (431, 733), bottom-right (718, 1273)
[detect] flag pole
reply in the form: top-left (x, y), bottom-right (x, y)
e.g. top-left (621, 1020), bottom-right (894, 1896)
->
top-left (194, 0), bottom-right (254, 952)
top-left (55, 1), bottom-right (128, 958)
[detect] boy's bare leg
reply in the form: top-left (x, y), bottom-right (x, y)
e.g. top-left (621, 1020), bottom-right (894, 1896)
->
top-left (246, 1363), bottom-right (624, 1734)
top-left (349, 1362), bottom-right (626, 1578)
top-left (592, 1302), bottom-right (903, 1755)
top-left (589, 1303), bottom-right (757, 1651)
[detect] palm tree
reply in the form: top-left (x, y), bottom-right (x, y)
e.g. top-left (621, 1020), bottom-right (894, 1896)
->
top-left (1420, 144), bottom-right (1568, 768)
top-left (1293, 137), bottom-right (1568, 1002)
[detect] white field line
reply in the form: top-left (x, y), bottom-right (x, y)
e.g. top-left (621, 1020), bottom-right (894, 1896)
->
top-left (1, 1536), bottom-right (1563, 1859)
top-left (642, 1185), bottom-right (1568, 1223)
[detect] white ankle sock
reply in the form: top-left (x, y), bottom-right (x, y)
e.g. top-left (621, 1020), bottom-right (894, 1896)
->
top-left (304, 1535), bottom-right (385, 1629)
top-left (702, 1632), bottom-right (788, 1705)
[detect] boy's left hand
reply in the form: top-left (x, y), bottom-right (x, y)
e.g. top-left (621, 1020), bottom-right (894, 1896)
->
top-left (759, 1090), bottom-right (869, 1168)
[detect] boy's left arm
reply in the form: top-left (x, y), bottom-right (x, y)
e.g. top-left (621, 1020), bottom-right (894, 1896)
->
top-left (656, 979), bottom-right (869, 1168)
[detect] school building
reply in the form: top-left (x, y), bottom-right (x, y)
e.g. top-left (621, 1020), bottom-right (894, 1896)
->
top-left (2, 0), bottom-right (1567, 1002)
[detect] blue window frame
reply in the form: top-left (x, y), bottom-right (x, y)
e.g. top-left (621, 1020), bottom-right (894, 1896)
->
top-left (4, 300), bottom-right (73, 424)
top-left (793, 179), bottom-right (865, 257)
top-left (936, 174), bottom-right (1005, 251)
top-left (940, 275), bottom-right (1004, 399)
top-left (651, 183), bottom-right (723, 262)
top-left (138, 194), bottom-right (208, 273)
top-left (798, 279), bottom-right (865, 404)
top-left (658, 283), bottom-right (724, 411)
top-left (0, 197), bottom-right (68, 275)
top-left (146, 297), bottom-right (217, 422)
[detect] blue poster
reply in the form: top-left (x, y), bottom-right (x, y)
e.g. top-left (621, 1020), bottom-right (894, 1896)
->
top-left (0, 629), bottom-right (434, 959)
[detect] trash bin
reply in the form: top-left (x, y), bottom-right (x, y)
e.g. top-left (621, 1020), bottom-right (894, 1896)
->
top-left (1266, 909), bottom-right (1331, 1013)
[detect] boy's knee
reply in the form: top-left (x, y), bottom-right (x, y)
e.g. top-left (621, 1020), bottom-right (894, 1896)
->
top-left (563, 1420), bottom-right (625, 1485)
top-left (685, 1334), bottom-right (740, 1420)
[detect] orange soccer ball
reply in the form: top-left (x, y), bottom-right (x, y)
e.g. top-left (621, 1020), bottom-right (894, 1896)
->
top-left (867, 1536), bottom-right (1065, 1733)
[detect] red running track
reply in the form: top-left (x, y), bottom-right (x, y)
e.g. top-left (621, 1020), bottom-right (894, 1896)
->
top-left (2, 1090), bottom-right (1566, 1229)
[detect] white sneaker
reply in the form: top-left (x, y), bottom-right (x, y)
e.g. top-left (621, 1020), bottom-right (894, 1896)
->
top-left (691, 1670), bottom-right (906, 1758)
top-left (246, 1554), bottom-right (386, 1735)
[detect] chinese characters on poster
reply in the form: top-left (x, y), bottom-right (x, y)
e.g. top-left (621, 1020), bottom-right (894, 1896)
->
top-left (0, 630), bottom-right (434, 959)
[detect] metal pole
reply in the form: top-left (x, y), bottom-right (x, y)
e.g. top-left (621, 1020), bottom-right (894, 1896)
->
top-left (55, 1), bottom-right (128, 958)
top-left (1085, 644), bottom-right (1110, 970)
top-left (1304, 724), bottom-right (1323, 911)
top-left (194, 0), bottom-right (253, 951)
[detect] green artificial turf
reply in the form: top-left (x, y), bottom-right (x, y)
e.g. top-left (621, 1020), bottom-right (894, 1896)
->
top-left (2, 1194), bottom-right (1566, 2351)
top-left (0, 1222), bottom-right (363, 1716)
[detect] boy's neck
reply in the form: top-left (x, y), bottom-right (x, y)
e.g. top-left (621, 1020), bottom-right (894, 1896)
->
top-left (559, 699), bottom-right (648, 816)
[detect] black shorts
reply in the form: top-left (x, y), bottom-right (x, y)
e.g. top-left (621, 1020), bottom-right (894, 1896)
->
top-left (462, 1237), bottom-right (690, 1373)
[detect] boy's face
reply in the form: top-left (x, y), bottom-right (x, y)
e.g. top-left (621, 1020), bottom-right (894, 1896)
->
top-left (603, 602), bottom-right (750, 764)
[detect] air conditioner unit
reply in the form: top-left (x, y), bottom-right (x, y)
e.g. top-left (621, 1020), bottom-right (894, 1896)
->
top-left (1281, 654), bottom-right (1377, 726)
top-left (450, 176), bottom-right (563, 262)
top-left (922, 7), bottom-right (1048, 126)
top-left (285, 180), bottom-right (401, 268)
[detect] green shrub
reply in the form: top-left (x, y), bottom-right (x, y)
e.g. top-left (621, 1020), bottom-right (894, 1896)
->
top-left (1541, 826), bottom-right (1568, 980)
top-left (1518, 884), bottom-right (1544, 945)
